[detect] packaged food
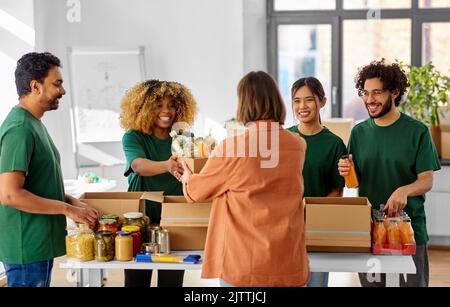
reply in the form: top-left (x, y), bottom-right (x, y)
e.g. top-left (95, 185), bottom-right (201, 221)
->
top-left (122, 225), bottom-right (142, 256)
top-left (170, 127), bottom-right (216, 159)
top-left (372, 218), bottom-right (387, 244)
top-left (65, 224), bottom-right (95, 262)
top-left (101, 214), bottom-right (119, 223)
top-left (399, 217), bottom-right (416, 245)
top-left (341, 155), bottom-right (359, 188)
top-left (123, 212), bottom-right (149, 241)
top-left (95, 231), bottom-right (114, 262)
top-left (98, 219), bottom-right (118, 234)
top-left (115, 231), bottom-right (133, 261)
top-left (386, 218), bottom-right (402, 245)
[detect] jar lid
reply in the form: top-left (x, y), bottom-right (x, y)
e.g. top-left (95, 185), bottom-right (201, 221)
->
top-left (101, 214), bottom-right (118, 220)
top-left (122, 226), bottom-right (140, 233)
top-left (96, 231), bottom-right (113, 236)
top-left (124, 212), bottom-right (144, 219)
top-left (99, 219), bottom-right (116, 225)
top-left (116, 231), bottom-right (132, 236)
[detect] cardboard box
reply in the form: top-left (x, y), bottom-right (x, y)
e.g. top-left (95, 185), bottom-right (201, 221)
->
top-left (304, 197), bottom-right (372, 253)
top-left (145, 192), bottom-right (212, 250)
top-left (180, 157), bottom-right (208, 174)
top-left (439, 107), bottom-right (450, 160)
top-left (322, 118), bottom-right (354, 146)
top-left (79, 192), bottom-right (150, 223)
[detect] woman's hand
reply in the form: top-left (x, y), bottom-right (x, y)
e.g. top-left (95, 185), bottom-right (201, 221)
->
top-left (179, 160), bottom-right (193, 183)
top-left (165, 155), bottom-right (184, 179)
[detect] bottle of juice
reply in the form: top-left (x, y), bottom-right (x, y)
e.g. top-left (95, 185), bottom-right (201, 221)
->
top-left (341, 155), bottom-right (359, 188)
top-left (399, 217), bottom-right (416, 245)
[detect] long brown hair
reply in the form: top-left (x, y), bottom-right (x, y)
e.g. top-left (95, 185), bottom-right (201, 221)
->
top-left (236, 71), bottom-right (286, 125)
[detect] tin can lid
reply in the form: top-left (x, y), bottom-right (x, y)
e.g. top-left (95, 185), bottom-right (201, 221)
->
top-left (124, 212), bottom-right (144, 219)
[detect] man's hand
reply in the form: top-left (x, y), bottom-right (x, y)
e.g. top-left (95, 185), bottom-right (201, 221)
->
top-left (338, 154), bottom-right (353, 177)
top-left (383, 187), bottom-right (409, 217)
top-left (180, 160), bottom-right (193, 184)
top-left (65, 205), bottom-right (99, 229)
top-left (166, 155), bottom-right (184, 179)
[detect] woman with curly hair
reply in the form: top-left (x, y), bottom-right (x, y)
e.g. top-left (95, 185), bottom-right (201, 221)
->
top-left (120, 79), bottom-right (197, 287)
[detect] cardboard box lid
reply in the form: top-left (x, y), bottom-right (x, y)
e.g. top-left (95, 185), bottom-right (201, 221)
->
top-left (439, 107), bottom-right (450, 132)
top-left (304, 197), bottom-right (372, 233)
top-left (143, 192), bottom-right (212, 227)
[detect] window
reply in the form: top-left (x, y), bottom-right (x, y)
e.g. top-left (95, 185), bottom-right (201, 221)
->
top-left (419, 0), bottom-right (450, 8)
top-left (268, 0), bottom-right (450, 119)
top-left (274, 0), bottom-right (335, 11)
top-left (344, 0), bottom-right (411, 9)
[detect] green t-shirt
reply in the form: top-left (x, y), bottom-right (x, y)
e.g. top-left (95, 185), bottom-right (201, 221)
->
top-left (348, 113), bottom-right (441, 245)
top-left (288, 126), bottom-right (347, 197)
top-left (0, 106), bottom-right (66, 265)
top-left (122, 130), bottom-right (182, 224)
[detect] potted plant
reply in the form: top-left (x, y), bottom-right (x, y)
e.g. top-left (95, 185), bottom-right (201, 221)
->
top-left (398, 61), bottom-right (450, 158)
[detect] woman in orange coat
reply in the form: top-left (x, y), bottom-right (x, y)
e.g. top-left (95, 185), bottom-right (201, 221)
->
top-left (179, 71), bottom-right (310, 287)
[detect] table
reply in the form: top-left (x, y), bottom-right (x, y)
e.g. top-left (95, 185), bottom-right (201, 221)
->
top-left (60, 252), bottom-right (416, 287)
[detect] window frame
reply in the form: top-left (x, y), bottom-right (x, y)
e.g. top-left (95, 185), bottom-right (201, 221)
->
top-left (267, 0), bottom-right (450, 117)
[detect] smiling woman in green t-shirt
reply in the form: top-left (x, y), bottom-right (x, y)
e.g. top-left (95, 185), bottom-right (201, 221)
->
top-left (287, 77), bottom-right (347, 288)
top-left (120, 80), bottom-right (197, 287)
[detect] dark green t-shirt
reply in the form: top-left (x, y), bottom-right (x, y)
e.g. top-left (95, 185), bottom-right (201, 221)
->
top-left (122, 130), bottom-right (182, 224)
top-left (348, 113), bottom-right (441, 245)
top-left (0, 106), bottom-right (66, 264)
top-left (288, 126), bottom-right (347, 197)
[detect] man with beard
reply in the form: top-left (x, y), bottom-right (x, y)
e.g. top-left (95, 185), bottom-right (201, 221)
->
top-left (338, 59), bottom-right (440, 287)
top-left (0, 52), bottom-right (99, 287)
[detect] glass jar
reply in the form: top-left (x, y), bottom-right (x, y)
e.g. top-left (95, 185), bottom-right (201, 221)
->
top-left (65, 224), bottom-right (95, 262)
top-left (98, 219), bottom-right (118, 234)
top-left (101, 214), bottom-right (119, 224)
top-left (123, 212), bottom-right (149, 241)
top-left (386, 218), bottom-right (402, 245)
top-left (372, 218), bottom-right (387, 244)
top-left (95, 231), bottom-right (114, 262)
top-left (122, 225), bottom-right (142, 256)
top-left (115, 231), bottom-right (133, 261)
top-left (399, 217), bottom-right (416, 245)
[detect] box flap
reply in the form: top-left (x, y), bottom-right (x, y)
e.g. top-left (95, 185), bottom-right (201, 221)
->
top-left (81, 192), bottom-right (144, 200)
top-left (439, 107), bottom-right (450, 131)
top-left (140, 191), bottom-right (164, 203)
top-left (304, 197), bottom-right (371, 206)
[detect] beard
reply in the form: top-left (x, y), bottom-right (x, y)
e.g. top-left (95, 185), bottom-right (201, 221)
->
top-left (366, 96), bottom-right (393, 119)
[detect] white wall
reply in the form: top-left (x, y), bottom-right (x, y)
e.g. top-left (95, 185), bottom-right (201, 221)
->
top-left (33, 0), bottom-right (267, 189)
top-left (0, 0), bottom-right (34, 123)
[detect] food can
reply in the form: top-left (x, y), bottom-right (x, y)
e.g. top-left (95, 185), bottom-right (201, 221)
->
top-left (142, 242), bottom-right (160, 254)
top-left (157, 229), bottom-right (170, 254)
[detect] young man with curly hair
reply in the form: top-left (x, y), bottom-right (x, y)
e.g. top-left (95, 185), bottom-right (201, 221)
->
top-left (120, 79), bottom-right (197, 287)
top-left (0, 52), bottom-right (99, 287)
top-left (338, 59), bottom-right (441, 287)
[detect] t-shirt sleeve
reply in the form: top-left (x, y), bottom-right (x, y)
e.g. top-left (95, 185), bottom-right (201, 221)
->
top-left (122, 131), bottom-right (147, 177)
top-left (415, 129), bottom-right (441, 174)
top-left (0, 126), bottom-right (34, 175)
top-left (331, 139), bottom-right (348, 189)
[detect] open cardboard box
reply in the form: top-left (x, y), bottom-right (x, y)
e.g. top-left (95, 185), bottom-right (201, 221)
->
top-left (304, 197), bottom-right (372, 253)
top-left (144, 192), bottom-right (212, 250)
top-left (439, 107), bottom-right (450, 160)
top-left (179, 157), bottom-right (208, 174)
top-left (322, 118), bottom-right (354, 146)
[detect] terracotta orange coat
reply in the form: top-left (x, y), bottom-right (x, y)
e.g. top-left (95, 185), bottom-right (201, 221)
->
top-left (184, 122), bottom-right (310, 286)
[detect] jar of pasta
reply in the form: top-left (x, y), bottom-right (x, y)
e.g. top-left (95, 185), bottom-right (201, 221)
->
top-left (65, 224), bottom-right (95, 262)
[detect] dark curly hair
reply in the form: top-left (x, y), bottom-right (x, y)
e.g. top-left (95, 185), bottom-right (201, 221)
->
top-left (355, 59), bottom-right (410, 106)
top-left (15, 52), bottom-right (61, 98)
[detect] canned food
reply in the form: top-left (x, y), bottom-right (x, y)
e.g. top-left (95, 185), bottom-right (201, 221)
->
top-left (147, 225), bottom-right (162, 244)
top-left (142, 242), bottom-right (159, 254)
top-left (157, 229), bottom-right (170, 254)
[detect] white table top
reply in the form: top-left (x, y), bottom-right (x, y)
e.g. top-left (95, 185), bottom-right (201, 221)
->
top-left (60, 251), bottom-right (416, 274)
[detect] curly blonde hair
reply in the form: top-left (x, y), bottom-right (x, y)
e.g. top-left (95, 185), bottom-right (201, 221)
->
top-left (120, 80), bottom-right (197, 135)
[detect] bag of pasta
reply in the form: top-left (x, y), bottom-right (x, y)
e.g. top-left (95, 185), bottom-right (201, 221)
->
top-left (66, 223), bottom-right (95, 262)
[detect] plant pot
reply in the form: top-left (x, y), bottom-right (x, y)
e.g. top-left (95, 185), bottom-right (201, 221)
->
top-left (430, 124), bottom-right (442, 159)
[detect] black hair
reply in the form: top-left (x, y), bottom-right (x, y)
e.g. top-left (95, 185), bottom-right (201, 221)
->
top-left (15, 52), bottom-right (61, 98)
top-left (355, 58), bottom-right (409, 106)
top-left (291, 77), bottom-right (326, 101)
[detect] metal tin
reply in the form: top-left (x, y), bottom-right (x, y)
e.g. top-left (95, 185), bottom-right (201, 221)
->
top-left (157, 229), bottom-right (170, 254)
top-left (148, 225), bottom-right (162, 244)
top-left (142, 242), bottom-right (159, 254)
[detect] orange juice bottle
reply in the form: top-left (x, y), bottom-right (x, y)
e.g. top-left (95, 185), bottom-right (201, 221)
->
top-left (386, 218), bottom-right (402, 245)
top-left (342, 155), bottom-right (359, 188)
top-left (372, 218), bottom-right (387, 244)
top-left (399, 217), bottom-right (416, 245)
